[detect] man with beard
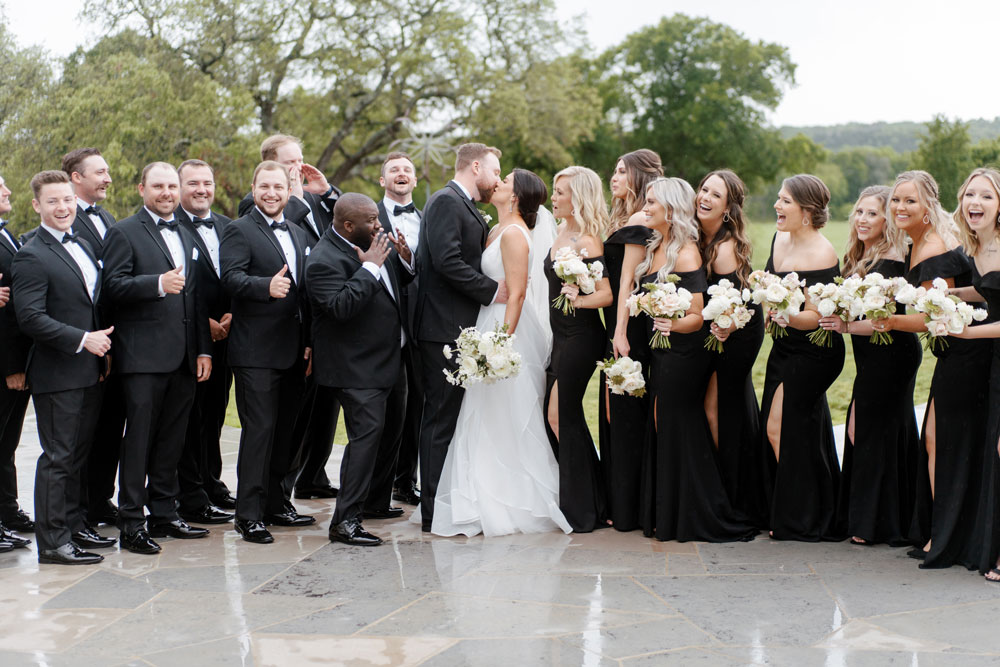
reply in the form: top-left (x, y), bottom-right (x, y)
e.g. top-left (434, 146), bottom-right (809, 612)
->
top-left (174, 160), bottom-right (236, 523)
top-left (377, 152), bottom-right (422, 506)
top-left (414, 143), bottom-right (506, 531)
top-left (307, 193), bottom-right (412, 546)
top-left (102, 162), bottom-right (213, 554)
top-left (221, 161), bottom-right (314, 544)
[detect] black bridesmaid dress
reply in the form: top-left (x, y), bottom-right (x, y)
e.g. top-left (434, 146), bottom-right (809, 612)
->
top-left (705, 269), bottom-right (767, 528)
top-left (544, 254), bottom-right (608, 533)
top-left (837, 259), bottom-right (921, 546)
top-left (907, 249), bottom-right (992, 569)
top-left (599, 225), bottom-right (653, 532)
top-left (639, 269), bottom-right (757, 543)
top-left (760, 243), bottom-right (846, 542)
top-left (972, 267), bottom-right (1000, 575)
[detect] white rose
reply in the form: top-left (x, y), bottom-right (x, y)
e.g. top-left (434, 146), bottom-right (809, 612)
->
top-left (765, 283), bottom-right (788, 304)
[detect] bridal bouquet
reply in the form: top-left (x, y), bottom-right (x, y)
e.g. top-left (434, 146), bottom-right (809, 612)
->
top-left (895, 278), bottom-right (987, 351)
top-left (443, 324), bottom-right (522, 387)
top-left (597, 356), bottom-right (646, 397)
top-left (805, 275), bottom-right (863, 347)
top-left (748, 270), bottom-right (805, 339)
top-left (626, 275), bottom-right (693, 349)
top-left (550, 246), bottom-right (604, 316)
top-left (858, 273), bottom-right (911, 345)
top-left (701, 278), bottom-right (755, 353)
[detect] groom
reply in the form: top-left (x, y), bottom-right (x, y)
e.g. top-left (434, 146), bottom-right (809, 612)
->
top-left (414, 143), bottom-right (506, 531)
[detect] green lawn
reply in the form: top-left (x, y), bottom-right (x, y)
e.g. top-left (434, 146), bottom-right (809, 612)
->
top-left (226, 220), bottom-right (936, 442)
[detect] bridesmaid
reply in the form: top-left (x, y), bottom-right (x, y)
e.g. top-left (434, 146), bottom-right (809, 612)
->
top-left (761, 174), bottom-right (846, 542)
top-left (695, 169), bottom-right (767, 527)
top-left (874, 170), bottom-right (991, 568)
top-left (637, 177), bottom-right (756, 542)
top-left (946, 168), bottom-right (1000, 578)
top-left (544, 166), bottom-right (613, 533)
top-left (603, 149), bottom-right (661, 532)
top-left (818, 185), bottom-right (921, 546)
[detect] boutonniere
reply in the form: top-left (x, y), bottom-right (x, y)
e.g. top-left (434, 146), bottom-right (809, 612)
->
top-left (481, 213), bottom-right (493, 225)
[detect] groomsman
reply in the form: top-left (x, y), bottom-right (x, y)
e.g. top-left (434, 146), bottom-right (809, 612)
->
top-left (102, 162), bottom-right (212, 554)
top-left (377, 152), bottom-right (422, 506)
top-left (221, 161), bottom-right (314, 544)
top-left (0, 173), bottom-right (34, 542)
top-left (415, 143), bottom-right (505, 531)
top-left (174, 160), bottom-right (236, 523)
top-left (62, 148), bottom-right (122, 527)
top-left (11, 170), bottom-right (115, 564)
top-left (307, 193), bottom-right (412, 546)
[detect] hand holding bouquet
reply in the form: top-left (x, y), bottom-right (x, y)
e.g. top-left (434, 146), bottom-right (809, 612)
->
top-left (597, 356), bottom-right (646, 397)
top-left (749, 270), bottom-right (805, 339)
top-left (701, 278), bottom-right (754, 353)
top-left (859, 273), bottom-right (910, 345)
top-left (626, 275), bottom-right (693, 349)
top-left (443, 324), bottom-right (522, 387)
top-left (806, 275), bottom-right (863, 347)
top-left (895, 278), bottom-right (987, 351)
top-left (551, 246), bottom-right (604, 316)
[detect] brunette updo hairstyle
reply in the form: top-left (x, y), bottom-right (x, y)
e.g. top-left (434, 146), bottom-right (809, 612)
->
top-left (782, 174), bottom-right (831, 228)
top-left (512, 168), bottom-right (547, 230)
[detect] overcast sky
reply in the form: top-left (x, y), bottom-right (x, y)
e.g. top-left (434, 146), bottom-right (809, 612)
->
top-left (4, 0), bottom-right (995, 128)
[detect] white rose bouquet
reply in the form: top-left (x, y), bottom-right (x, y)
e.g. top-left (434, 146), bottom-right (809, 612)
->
top-left (894, 277), bottom-right (988, 351)
top-left (626, 275), bottom-right (693, 349)
top-left (597, 356), bottom-right (646, 397)
top-left (859, 273), bottom-right (910, 345)
top-left (550, 246), bottom-right (604, 316)
top-left (443, 324), bottom-right (522, 387)
top-left (806, 275), bottom-right (863, 347)
top-left (701, 278), bottom-right (755, 353)
top-left (748, 270), bottom-right (805, 339)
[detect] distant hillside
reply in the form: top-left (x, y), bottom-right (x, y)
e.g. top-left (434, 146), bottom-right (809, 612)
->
top-left (780, 118), bottom-right (1000, 153)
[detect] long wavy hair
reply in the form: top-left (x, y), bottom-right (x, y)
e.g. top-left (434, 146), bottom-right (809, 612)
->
top-left (609, 149), bottom-right (663, 233)
top-left (696, 169), bottom-right (753, 288)
top-left (635, 177), bottom-right (700, 285)
top-left (953, 167), bottom-right (1000, 256)
top-left (842, 185), bottom-right (903, 277)
top-left (553, 166), bottom-right (610, 240)
top-left (890, 170), bottom-right (959, 248)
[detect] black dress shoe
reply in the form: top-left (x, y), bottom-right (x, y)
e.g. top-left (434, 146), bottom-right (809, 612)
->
top-left (234, 519), bottom-right (274, 544)
top-left (329, 519), bottom-right (382, 546)
top-left (2, 509), bottom-right (35, 533)
top-left (363, 506), bottom-right (405, 520)
top-left (88, 501), bottom-right (119, 526)
top-left (179, 505), bottom-right (234, 525)
top-left (392, 484), bottom-right (420, 506)
top-left (120, 529), bottom-right (161, 554)
top-left (210, 492), bottom-right (237, 510)
top-left (38, 542), bottom-right (104, 565)
top-left (149, 520), bottom-right (209, 539)
top-left (264, 508), bottom-right (316, 527)
top-left (0, 525), bottom-right (30, 549)
top-left (294, 484), bottom-right (338, 499)
top-left (71, 526), bottom-right (116, 549)
top-left (0, 539), bottom-right (13, 553)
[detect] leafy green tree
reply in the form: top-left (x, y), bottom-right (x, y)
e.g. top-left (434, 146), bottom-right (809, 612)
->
top-left (914, 115), bottom-right (974, 209)
top-left (781, 134), bottom-right (828, 175)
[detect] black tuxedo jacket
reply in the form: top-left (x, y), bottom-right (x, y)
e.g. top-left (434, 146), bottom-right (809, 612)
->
top-left (102, 209), bottom-right (210, 374)
top-left (306, 228), bottom-right (411, 389)
top-left (72, 204), bottom-right (116, 259)
top-left (220, 207), bottom-right (309, 370)
top-left (0, 228), bottom-right (31, 377)
top-left (176, 207), bottom-right (232, 320)
top-left (377, 200), bottom-right (421, 340)
top-left (11, 229), bottom-right (103, 394)
top-left (238, 188), bottom-right (341, 248)
top-left (414, 181), bottom-right (497, 343)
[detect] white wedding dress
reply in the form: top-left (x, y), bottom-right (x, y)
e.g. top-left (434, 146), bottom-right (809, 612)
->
top-left (418, 213), bottom-right (571, 537)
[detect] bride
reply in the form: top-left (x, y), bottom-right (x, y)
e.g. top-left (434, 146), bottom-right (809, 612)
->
top-left (420, 168), bottom-right (572, 537)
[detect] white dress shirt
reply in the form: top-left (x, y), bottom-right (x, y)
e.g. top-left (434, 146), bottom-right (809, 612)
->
top-left (41, 223), bottom-right (97, 353)
top-left (184, 208), bottom-right (220, 276)
top-left (333, 227), bottom-right (407, 347)
top-left (257, 207), bottom-right (297, 280)
top-left (0, 222), bottom-right (17, 252)
top-left (294, 195), bottom-right (321, 238)
top-left (77, 197), bottom-right (107, 239)
top-left (382, 196), bottom-right (421, 253)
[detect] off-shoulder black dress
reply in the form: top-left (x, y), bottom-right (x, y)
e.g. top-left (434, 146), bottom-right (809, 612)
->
top-left (972, 266), bottom-right (1000, 574)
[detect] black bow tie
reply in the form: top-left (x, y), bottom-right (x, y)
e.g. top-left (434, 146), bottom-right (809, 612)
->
top-left (393, 203), bottom-right (416, 216)
top-left (84, 205), bottom-right (101, 216)
top-left (62, 231), bottom-right (79, 244)
top-left (157, 218), bottom-right (178, 229)
top-left (0, 220), bottom-right (6, 231)
top-left (271, 221), bottom-right (288, 232)
top-left (192, 217), bottom-right (214, 228)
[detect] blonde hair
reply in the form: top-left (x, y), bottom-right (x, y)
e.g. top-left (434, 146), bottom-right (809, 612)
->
top-left (953, 167), bottom-right (1000, 256)
top-left (635, 177), bottom-right (700, 285)
top-left (890, 170), bottom-right (959, 247)
top-left (553, 166), bottom-right (610, 240)
top-left (842, 185), bottom-right (904, 277)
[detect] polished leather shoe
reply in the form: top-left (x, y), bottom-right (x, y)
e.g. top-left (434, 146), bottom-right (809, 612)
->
top-left (38, 542), bottom-right (104, 565)
top-left (0, 539), bottom-right (13, 553)
top-left (71, 526), bottom-right (115, 549)
top-left (0, 525), bottom-right (30, 549)
top-left (179, 505), bottom-right (234, 525)
top-left (294, 483), bottom-right (338, 499)
top-left (2, 509), bottom-right (35, 533)
top-left (329, 519), bottom-right (382, 546)
top-left (392, 484), bottom-right (420, 506)
top-left (234, 519), bottom-right (274, 544)
top-left (119, 529), bottom-right (161, 554)
top-left (210, 492), bottom-right (237, 510)
top-left (149, 519), bottom-right (209, 539)
top-left (264, 508), bottom-right (316, 527)
top-left (363, 506), bottom-right (405, 520)
top-left (88, 501), bottom-right (119, 526)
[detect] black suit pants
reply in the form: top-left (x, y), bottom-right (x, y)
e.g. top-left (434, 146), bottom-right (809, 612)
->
top-left (392, 345), bottom-right (421, 490)
top-left (0, 383), bottom-right (30, 519)
top-left (284, 379), bottom-right (340, 494)
top-left (85, 373), bottom-right (125, 516)
top-left (178, 341), bottom-right (232, 511)
top-left (417, 340), bottom-right (464, 525)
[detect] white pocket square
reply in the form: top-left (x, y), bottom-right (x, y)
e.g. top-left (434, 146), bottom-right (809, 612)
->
top-left (192, 247), bottom-right (200, 261)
